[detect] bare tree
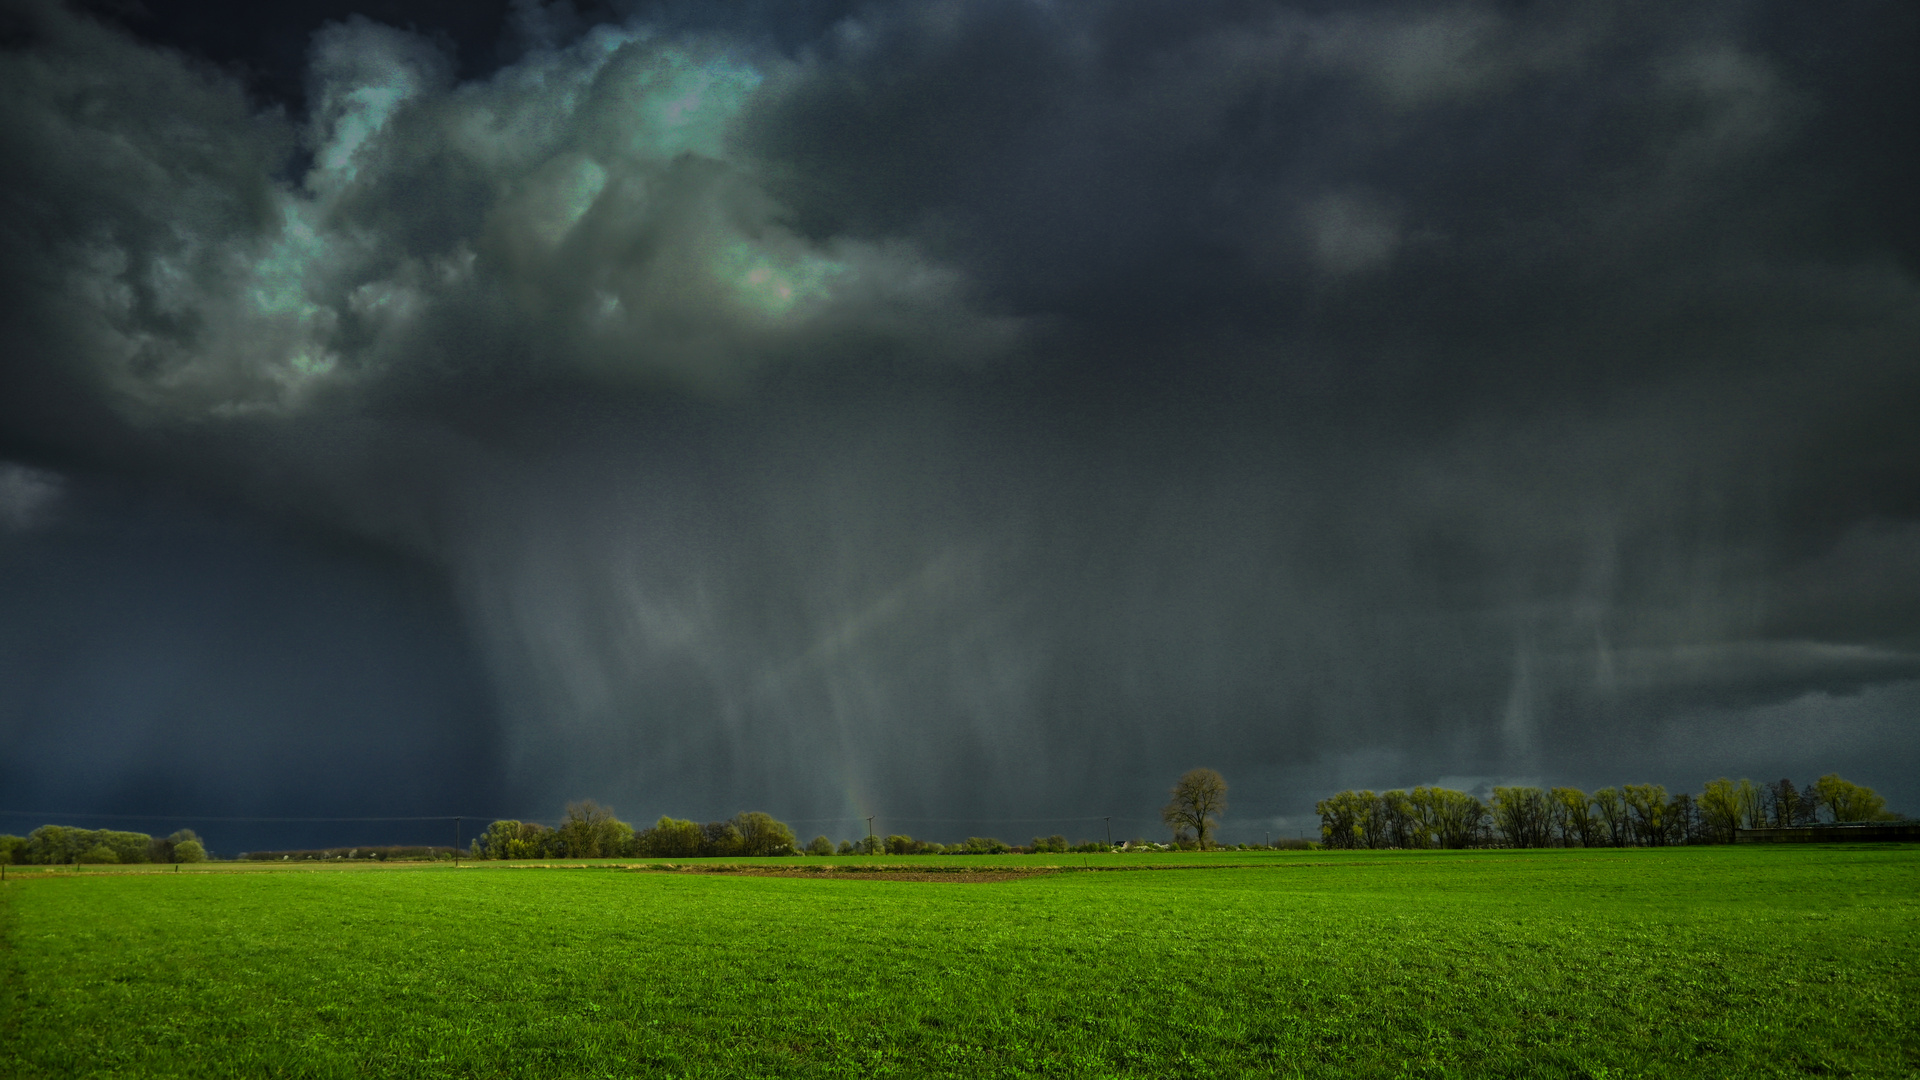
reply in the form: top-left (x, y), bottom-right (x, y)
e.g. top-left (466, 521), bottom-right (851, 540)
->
top-left (1162, 768), bottom-right (1228, 849)
top-left (560, 800), bottom-right (630, 858)
top-left (1765, 779), bottom-right (1801, 828)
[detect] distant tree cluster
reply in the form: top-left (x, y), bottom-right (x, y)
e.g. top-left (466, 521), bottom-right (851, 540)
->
top-left (239, 846), bottom-right (455, 862)
top-left (470, 802), bottom-right (799, 859)
top-left (468, 804), bottom-right (1150, 859)
top-left (0, 826), bottom-right (205, 864)
top-left (1317, 773), bottom-right (1898, 849)
top-left (836, 834), bottom-right (1114, 855)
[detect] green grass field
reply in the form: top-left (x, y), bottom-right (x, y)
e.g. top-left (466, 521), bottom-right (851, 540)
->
top-left (2, 846), bottom-right (1915, 1078)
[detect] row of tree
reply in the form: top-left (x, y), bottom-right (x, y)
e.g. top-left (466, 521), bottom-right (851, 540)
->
top-left (470, 803), bottom-right (1150, 859)
top-left (0, 826), bottom-right (207, 864)
top-left (470, 802), bottom-right (804, 859)
top-left (831, 834), bottom-right (1118, 855)
top-left (1317, 774), bottom-right (1897, 850)
top-left (240, 846), bottom-right (456, 861)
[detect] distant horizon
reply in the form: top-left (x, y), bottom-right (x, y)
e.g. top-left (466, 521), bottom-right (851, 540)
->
top-left (4, 764), bottom-right (1903, 855)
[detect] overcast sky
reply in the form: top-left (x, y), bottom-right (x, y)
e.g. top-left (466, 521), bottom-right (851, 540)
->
top-left (2, 0), bottom-right (1916, 851)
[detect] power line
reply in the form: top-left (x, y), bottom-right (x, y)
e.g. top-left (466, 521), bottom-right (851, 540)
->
top-left (784, 816), bottom-right (1138, 825)
top-left (0, 811), bottom-right (539, 823)
top-left (3, 810), bottom-right (1289, 828)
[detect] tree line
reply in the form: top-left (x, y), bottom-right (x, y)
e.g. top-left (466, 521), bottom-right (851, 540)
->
top-left (239, 846), bottom-right (458, 862)
top-left (468, 802), bottom-right (1149, 859)
top-left (0, 826), bottom-right (206, 865)
top-left (1316, 773), bottom-right (1897, 850)
top-left (470, 802), bottom-right (803, 859)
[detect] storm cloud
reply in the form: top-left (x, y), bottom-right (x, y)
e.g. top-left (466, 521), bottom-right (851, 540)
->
top-left (2, 0), bottom-right (1917, 845)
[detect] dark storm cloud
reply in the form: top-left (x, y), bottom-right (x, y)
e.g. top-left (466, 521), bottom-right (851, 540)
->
top-left (2, 0), bottom-right (1917, 840)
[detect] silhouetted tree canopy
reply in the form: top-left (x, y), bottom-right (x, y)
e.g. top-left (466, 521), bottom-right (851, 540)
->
top-left (1161, 768), bottom-right (1227, 849)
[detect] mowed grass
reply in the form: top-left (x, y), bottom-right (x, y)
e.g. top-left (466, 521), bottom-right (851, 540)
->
top-left (1, 846), bottom-right (1915, 1078)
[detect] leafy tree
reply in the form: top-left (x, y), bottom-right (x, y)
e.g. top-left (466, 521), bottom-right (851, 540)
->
top-left (806, 835), bottom-right (835, 855)
top-left (1318, 786), bottom-right (1485, 849)
top-left (1377, 790), bottom-right (1420, 849)
top-left (1814, 774), bottom-right (1895, 822)
top-left (25, 825), bottom-right (77, 864)
top-left (1592, 788), bottom-right (1629, 846)
top-left (475, 819), bottom-right (559, 859)
top-left (1404, 787), bottom-right (1454, 849)
top-left (1699, 778), bottom-right (1743, 842)
top-left (143, 829), bottom-right (201, 864)
top-left (638, 817), bottom-right (703, 858)
top-left (77, 843), bottom-right (119, 864)
top-left (1735, 779), bottom-right (1765, 830)
top-left (1316, 789), bottom-right (1369, 850)
top-left (174, 840), bottom-right (207, 863)
top-left (1162, 768), bottom-right (1228, 848)
top-left (1548, 787), bottom-right (1596, 847)
top-left (0, 835), bottom-right (22, 864)
top-left (476, 820), bottom-right (522, 859)
top-left (1665, 792), bottom-right (1698, 845)
top-left (702, 820), bottom-right (746, 857)
top-left (1429, 788), bottom-right (1488, 849)
top-left (836, 840), bottom-right (856, 854)
top-left (1028, 835), bottom-right (1068, 854)
top-left (559, 800), bottom-right (631, 858)
top-left (730, 812), bottom-right (797, 856)
top-left (108, 830), bottom-right (155, 863)
top-left (1491, 787), bottom-right (1553, 848)
top-left (960, 837), bottom-right (1009, 854)
top-left (1356, 791), bottom-right (1391, 849)
top-left (24, 825), bottom-right (157, 864)
top-left (1621, 784), bottom-right (1668, 846)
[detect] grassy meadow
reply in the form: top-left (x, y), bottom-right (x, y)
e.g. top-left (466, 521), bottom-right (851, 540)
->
top-left (1, 845), bottom-right (1915, 1078)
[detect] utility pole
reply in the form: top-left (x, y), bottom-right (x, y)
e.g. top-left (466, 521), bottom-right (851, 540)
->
top-left (454, 817), bottom-right (462, 866)
top-left (866, 816), bottom-right (876, 855)
top-left (1104, 817), bottom-right (1112, 849)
